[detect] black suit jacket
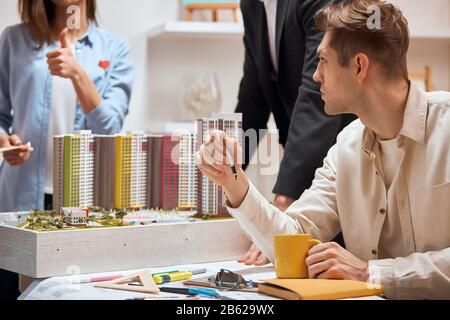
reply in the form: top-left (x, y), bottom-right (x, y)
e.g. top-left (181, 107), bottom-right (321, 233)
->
top-left (236, 0), bottom-right (355, 199)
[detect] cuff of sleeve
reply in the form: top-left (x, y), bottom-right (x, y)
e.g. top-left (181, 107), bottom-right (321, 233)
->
top-left (226, 182), bottom-right (262, 221)
top-left (368, 259), bottom-right (396, 299)
top-left (85, 100), bottom-right (108, 125)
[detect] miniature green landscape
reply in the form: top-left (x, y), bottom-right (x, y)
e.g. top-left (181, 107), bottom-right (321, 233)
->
top-left (14, 206), bottom-right (232, 232)
top-left (17, 207), bottom-right (129, 232)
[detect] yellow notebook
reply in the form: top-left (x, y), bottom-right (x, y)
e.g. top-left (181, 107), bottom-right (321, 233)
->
top-left (258, 279), bottom-right (384, 300)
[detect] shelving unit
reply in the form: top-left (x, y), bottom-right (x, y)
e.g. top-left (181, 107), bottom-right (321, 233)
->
top-left (148, 21), bottom-right (450, 42)
top-left (148, 21), bottom-right (244, 40)
top-left (145, 21), bottom-right (245, 133)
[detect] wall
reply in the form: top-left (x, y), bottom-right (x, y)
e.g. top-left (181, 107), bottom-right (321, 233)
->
top-left (391, 0), bottom-right (450, 90)
top-left (1, 0), bottom-right (449, 200)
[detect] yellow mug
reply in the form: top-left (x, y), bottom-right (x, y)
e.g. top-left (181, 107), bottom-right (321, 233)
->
top-left (274, 234), bottom-right (321, 279)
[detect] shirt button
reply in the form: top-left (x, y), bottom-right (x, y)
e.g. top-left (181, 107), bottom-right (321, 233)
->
top-left (379, 208), bottom-right (386, 214)
top-left (372, 249), bottom-right (378, 255)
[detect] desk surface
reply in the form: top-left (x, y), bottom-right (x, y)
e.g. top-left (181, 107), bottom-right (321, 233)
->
top-left (19, 260), bottom-right (384, 300)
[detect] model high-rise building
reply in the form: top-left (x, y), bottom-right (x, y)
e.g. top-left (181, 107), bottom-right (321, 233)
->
top-left (93, 135), bottom-right (116, 209)
top-left (196, 118), bottom-right (218, 216)
top-left (178, 133), bottom-right (197, 210)
top-left (115, 132), bottom-right (148, 209)
top-left (161, 135), bottom-right (179, 210)
top-left (147, 135), bottom-right (163, 209)
top-left (217, 113), bottom-right (243, 215)
top-left (196, 113), bottom-right (243, 216)
top-left (53, 136), bottom-right (65, 211)
top-left (130, 131), bottom-right (148, 209)
top-left (53, 131), bottom-right (94, 210)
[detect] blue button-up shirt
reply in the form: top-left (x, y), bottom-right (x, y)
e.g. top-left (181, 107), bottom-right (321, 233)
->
top-left (0, 24), bottom-right (134, 211)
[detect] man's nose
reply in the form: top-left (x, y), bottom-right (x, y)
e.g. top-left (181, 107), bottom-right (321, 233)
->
top-left (313, 67), bottom-right (321, 83)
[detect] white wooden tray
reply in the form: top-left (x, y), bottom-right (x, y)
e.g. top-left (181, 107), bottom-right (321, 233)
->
top-left (0, 212), bottom-right (251, 278)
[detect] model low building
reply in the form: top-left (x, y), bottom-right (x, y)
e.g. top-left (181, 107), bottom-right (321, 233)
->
top-left (61, 207), bottom-right (89, 226)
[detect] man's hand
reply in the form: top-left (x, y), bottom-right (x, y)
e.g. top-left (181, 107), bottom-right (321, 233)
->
top-left (273, 194), bottom-right (295, 212)
top-left (0, 134), bottom-right (33, 166)
top-left (195, 130), bottom-right (249, 208)
top-left (47, 28), bottom-right (82, 80)
top-left (306, 242), bottom-right (369, 281)
top-left (238, 244), bottom-right (270, 266)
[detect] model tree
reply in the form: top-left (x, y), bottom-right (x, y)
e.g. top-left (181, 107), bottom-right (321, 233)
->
top-left (115, 209), bottom-right (127, 224)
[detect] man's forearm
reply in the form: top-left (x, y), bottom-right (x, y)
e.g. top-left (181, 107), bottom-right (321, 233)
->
top-left (223, 167), bottom-right (250, 208)
top-left (369, 248), bottom-right (450, 299)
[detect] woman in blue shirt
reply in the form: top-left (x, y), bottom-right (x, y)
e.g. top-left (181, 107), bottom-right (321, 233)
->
top-left (0, 0), bottom-right (134, 215)
top-left (0, 0), bottom-right (134, 300)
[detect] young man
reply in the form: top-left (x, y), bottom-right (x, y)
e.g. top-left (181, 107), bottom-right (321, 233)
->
top-left (197, 0), bottom-right (450, 299)
top-left (236, 0), bottom-right (354, 266)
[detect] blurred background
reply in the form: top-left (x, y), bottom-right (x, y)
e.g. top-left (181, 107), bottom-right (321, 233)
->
top-left (1, 0), bottom-right (449, 199)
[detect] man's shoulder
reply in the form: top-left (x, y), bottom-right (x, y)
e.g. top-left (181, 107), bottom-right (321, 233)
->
top-left (426, 90), bottom-right (450, 124)
top-left (426, 90), bottom-right (450, 139)
top-left (336, 118), bottom-right (364, 142)
top-left (427, 91), bottom-right (450, 109)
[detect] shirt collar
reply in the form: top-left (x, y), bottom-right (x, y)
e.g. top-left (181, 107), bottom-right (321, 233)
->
top-left (76, 23), bottom-right (96, 49)
top-left (362, 82), bottom-right (428, 154)
top-left (398, 82), bottom-right (428, 144)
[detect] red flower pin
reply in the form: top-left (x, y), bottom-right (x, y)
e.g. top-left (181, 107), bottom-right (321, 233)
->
top-left (99, 60), bottom-right (110, 70)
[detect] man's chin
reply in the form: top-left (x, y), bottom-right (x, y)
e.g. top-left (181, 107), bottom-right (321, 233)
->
top-left (324, 105), bottom-right (339, 116)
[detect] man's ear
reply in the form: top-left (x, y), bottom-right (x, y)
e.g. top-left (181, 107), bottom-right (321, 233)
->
top-left (353, 53), bottom-right (370, 84)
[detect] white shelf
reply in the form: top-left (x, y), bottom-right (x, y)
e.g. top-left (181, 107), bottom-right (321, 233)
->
top-left (148, 21), bottom-right (244, 40)
top-left (149, 21), bottom-right (450, 42)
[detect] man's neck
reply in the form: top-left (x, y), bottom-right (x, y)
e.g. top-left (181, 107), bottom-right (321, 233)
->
top-left (359, 80), bottom-right (410, 141)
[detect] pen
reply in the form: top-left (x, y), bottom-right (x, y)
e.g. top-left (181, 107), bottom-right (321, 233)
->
top-left (160, 287), bottom-right (235, 300)
top-left (224, 140), bottom-right (238, 180)
top-left (231, 166), bottom-right (237, 180)
top-left (160, 287), bottom-right (218, 297)
top-left (152, 268), bottom-right (206, 277)
top-left (190, 268), bottom-right (207, 275)
top-left (77, 274), bottom-right (124, 284)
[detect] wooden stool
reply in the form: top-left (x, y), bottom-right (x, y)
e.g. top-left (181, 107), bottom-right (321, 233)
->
top-left (186, 3), bottom-right (239, 23)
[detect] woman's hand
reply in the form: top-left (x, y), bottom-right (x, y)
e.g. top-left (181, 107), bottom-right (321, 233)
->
top-left (46, 28), bottom-right (101, 114)
top-left (195, 130), bottom-right (249, 208)
top-left (46, 28), bottom-right (82, 80)
top-left (0, 134), bottom-right (33, 166)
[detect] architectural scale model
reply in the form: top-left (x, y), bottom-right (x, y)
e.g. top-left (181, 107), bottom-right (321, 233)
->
top-left (195, 113), bottom-right (243, 217)
top-left (52, 114), bottom-right (243, 218)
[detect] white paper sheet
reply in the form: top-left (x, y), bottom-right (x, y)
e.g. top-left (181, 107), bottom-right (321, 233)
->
top-left (20, 260), bottom-right (276, 300)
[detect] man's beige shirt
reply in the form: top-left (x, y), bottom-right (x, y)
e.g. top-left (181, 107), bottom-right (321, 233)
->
top-left (227, 84), bottom-right (450, 299)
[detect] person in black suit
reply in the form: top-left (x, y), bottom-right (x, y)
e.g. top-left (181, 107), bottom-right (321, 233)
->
top-left (236, 0), bottom-right (355, 265)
